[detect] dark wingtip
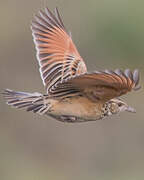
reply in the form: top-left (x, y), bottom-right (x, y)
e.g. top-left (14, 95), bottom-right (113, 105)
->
top-left (114, 69), bottom-right (124, 76)
top-left (54, 7), bottom-right (66, 31)
top-left (106, 68), bottom-right (141, 91)
top-left (133, 69), bottom-right (139, 86)
top-left (133, 69), bottom-right (141, 90)
top-left (104, 69), bottom-right (114, 74)
top-left (124, 69), bottom-right (133, 80)
top-left (1, 89), bottom-right (13, 96)
top-left (31, 7), bottom-right (67, 35)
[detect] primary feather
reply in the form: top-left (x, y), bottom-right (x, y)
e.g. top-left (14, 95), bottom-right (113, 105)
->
top-left (31, 7), bottom-right (87, 95)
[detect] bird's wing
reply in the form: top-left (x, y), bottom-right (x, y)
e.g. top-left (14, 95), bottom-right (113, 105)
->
top-left (50, 69), bottom-right (140, 101)
top-left (31, 7), bottom-right (87, 94)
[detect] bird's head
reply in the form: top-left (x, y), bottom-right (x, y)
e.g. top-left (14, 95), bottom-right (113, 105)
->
top-left (105, 98), bottom-right (136, 116)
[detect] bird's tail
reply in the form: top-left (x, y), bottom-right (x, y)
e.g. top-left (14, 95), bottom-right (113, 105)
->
top-left (2, 89), bottom-right (51, 115)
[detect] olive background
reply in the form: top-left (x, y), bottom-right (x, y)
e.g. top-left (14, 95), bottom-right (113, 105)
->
top-left (0, 0), bottom-right (144, 180)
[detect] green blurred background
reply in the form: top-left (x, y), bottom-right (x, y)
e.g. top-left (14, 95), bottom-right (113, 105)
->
top-left (0, 0), bottom-right (144, 179)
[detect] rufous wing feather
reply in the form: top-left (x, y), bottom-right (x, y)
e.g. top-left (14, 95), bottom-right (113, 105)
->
top-left (50, 69), bottom-right (140, 101)
top-left (31, 7), bottom-right (87, 94)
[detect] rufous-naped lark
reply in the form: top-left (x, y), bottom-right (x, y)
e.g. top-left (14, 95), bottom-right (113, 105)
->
top-left (3, 7), bottom-right (141, 123)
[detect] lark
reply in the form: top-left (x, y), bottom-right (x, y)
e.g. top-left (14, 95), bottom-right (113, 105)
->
top-left (3, 7), bottom-right (141, 123)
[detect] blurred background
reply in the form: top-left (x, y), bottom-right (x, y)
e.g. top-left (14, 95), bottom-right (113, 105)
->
top-left (0, 0), bottom-right (144, 179)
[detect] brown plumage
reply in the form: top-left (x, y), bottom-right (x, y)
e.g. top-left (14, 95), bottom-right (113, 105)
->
top-left (3, 7), bottom-right (141, 123)
top-left (31, 7), bottom-right (87, 93)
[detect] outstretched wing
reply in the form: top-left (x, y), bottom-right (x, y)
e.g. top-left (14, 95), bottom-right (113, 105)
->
top-left (50, 69), bottom-right (140, 102)
top-left (31, 7), bottom-right (87, 94)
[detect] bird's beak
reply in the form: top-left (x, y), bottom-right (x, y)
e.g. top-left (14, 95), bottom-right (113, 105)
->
top-left (126, 106), bottom-right (136, 113)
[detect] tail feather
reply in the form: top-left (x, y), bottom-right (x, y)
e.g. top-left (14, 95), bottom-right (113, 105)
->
top-left (2, 89), bottom-right (49, 114)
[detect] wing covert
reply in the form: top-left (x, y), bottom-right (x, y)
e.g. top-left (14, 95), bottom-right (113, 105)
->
top-left (50, 69), bottom-right (140, 101)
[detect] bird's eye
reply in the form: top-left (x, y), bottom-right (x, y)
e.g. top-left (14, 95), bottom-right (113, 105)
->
top-left (118, 103), bottom-right (123, 107)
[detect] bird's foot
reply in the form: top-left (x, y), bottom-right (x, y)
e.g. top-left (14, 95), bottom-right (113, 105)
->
top-left (60, 115), bottom-right (77, 123)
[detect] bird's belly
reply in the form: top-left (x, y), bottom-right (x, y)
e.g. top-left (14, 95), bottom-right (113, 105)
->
top-left (48, 96), bottom-right (103, 121)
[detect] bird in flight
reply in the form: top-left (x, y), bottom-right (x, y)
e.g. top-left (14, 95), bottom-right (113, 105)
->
top-left (3, 7), bottom-right (141, 123)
